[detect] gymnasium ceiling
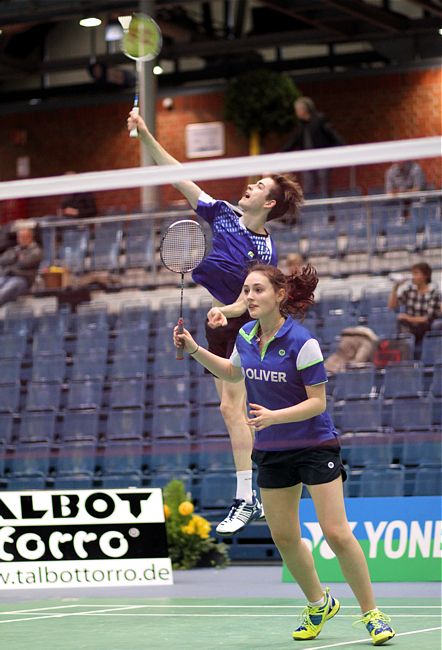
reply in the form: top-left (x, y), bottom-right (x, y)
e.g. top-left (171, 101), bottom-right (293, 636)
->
top-left (0, 0), bottom-right (441, 106)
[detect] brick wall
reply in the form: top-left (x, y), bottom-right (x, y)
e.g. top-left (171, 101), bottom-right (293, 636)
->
top-left (0, 66), bottom-right (440, 220)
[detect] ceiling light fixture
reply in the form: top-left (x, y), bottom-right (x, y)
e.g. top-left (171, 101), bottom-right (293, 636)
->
top-left (79, 17), bottom-right (102, 28)
top-left (105, 19), bottom-right (123, 41)
top-left (153, 64), bottom-right (164, 75)
top-left (118, 15), bottom-right (132, 31)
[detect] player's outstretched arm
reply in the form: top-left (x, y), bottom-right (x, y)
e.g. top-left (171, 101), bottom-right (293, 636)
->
top-left (127, 109), bottom-right (202, 209)
top-left (173, 325), bottom-right (243, 382)
top-left (207, 297), bottom-right (248, 328)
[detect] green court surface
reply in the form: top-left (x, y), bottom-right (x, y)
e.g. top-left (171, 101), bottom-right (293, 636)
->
top-left (1, 597), bottom-right (440, 650)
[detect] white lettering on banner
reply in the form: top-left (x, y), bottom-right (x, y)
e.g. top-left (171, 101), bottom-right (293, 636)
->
top-left (384, 520), bottom-right (408, 559)
top-left (0, 489), bottom-right (164, 525)
top-left (245, 368), bottom-right (287, 383)
top-left (433, 520), bottom-right (442, 558)
top-left (99, 531), bottom-right (129, 558)
top-left (409, 521), bottom-right (433, 558)
top-left (16, 533), bottom-right (45, 561)
top-left (365, 521), bottom-right (388, 558)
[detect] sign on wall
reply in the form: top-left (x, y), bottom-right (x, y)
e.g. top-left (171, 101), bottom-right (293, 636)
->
top-left (0, 489), bottom-right (173, 589)
top-left (283, 496), bottom-right (441, 582)
top-left (185, 122), bottom-right (225, 158)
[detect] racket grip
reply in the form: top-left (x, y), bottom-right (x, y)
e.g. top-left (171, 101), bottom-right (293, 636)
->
top-left (129, 105), bottom-right (139, 138)
top-left (176, 318), bottom-right (184, 361)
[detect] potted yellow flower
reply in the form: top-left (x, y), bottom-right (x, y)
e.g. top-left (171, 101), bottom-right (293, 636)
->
top-left (163, 479), bottom-right (229, 570)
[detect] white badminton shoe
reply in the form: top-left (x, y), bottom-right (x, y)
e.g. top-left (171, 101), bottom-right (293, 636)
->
top-left (215, 491), bottom-right (264, 537)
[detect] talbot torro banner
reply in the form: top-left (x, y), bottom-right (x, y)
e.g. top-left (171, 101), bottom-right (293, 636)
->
top-left (0, 488), bottom-right (173, 589)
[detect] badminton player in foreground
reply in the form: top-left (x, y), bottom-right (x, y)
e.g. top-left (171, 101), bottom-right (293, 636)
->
top-left (127, 110), bottom-right (303, 536)
top-left (173, 263), bottom-right (395, 646)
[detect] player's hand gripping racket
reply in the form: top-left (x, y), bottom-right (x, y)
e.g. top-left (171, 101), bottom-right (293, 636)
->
top-left (160, 220), bottom-right (206, 360)
top-left (122, 13), bottom-right (162, 138)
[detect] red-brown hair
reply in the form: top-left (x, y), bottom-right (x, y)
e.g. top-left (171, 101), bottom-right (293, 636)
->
top-left (266, 174), bottom-right (303, 221)
top-left (246, 263), bottom-right (318, 318)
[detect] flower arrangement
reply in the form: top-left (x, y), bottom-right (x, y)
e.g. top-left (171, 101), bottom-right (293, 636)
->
top-left (163, 479), bottom-right (229, 570)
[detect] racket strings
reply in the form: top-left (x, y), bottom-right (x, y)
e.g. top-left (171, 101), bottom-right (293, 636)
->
top-left (160, 222), bottom-right (206, 274)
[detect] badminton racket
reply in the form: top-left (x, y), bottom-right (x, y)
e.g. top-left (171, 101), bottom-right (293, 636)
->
top-left (121, 13), bottom-right (162, 138)
top-left (160, 220), bottom-right (206, 360)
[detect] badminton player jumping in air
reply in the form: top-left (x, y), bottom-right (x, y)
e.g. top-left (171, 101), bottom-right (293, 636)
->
top-left (173, 263), bottom-right (395, 646)
top-left (127, 110), bottom-right (303, 536)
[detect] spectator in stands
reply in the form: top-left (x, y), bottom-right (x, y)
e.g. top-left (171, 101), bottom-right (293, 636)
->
top-left (59, 171), bottom-right (97, 219)
top-left (385, 161), bottom-right (426, 195)
top-left (0, 223), bottom-right (42, 306)
top-left (388, 262), bottom-right (441, 354)
top-left (283, 97), bottom-right (344, 198)
top-left (285, 252), bottom-right (305, 275)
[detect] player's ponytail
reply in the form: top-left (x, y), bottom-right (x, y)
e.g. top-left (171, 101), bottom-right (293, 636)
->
top-left (246, 263), bottom-right (318, 318)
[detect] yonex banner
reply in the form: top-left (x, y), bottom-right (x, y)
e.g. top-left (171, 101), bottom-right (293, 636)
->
top-left (283, 496), bottom-right (441, 583)
top-left (0, 489), bottom-right (173, 589)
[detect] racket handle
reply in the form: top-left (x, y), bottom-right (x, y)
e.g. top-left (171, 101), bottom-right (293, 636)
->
top-left (176, 318), bottom-right (184, 361)
top-left (129, 105), bottom-right (139, 138)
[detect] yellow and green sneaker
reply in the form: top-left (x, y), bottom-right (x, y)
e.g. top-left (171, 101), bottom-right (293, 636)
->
top-left (357, 608), bottom-right (395, 646)
top-left (292, 587), bottom-right (340, 641)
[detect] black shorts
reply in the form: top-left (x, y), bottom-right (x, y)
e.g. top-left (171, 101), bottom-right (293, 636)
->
top-left (252, 443), bottom-right (347, 489)
top-left (205, 312), bottom-right (251, 359)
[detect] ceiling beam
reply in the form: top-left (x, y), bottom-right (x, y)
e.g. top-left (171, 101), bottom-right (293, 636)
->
top-left (323, 0), bottom-right (407, 32)
top-left (405, 0), bottom-right (442, 18)
top-left (259, 0), bottom-right (347, 35)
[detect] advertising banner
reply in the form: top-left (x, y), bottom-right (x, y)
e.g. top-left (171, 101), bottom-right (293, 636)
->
top-left (283, 496), bottom-right (441, 582)
top-left (0, 488), bottom-right (173, 589)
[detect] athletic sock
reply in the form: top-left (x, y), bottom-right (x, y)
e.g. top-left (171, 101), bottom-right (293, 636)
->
top-left (236, 470), bottom-right (253, 503)
top-left (309, 595), bottom-right (326, 608)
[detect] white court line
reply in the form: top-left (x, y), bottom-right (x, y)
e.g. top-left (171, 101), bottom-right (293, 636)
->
top-left (0, 605), bottom-right (146, 624)
top-left (303, 627), bottom-right (442, 650)
top-left (0, 604), bottom-right (81, 615)
top-left (78, 613), bottom-right (442, 618)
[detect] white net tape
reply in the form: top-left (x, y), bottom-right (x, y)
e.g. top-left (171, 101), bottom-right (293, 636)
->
top-left (0, 136), bottom-right (440, 200)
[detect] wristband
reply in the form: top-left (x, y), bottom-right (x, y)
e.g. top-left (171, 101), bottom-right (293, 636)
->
top-left (189, 344), bottom-right (199, 355)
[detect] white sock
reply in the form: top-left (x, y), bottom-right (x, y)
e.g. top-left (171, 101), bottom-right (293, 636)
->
top-left (236, 470), bottom-right (253, 503)
top-left (309, 595), bottom-right (326, 608)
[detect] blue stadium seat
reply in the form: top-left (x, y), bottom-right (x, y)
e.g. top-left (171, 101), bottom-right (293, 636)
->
top-left (333, 367), bottom-right (375, 400)
top-left (11, 442), bottom-right (50, 477)
top-left (432, 397), bottom-right (442, 425)
top-left (62, 410), bottom-right (99, 442)
top-left (59, 227), bottom-right (89, 273)
top-left (0, 357), bottom-right (21, 384)
top-left (391, 396), bottom-right (432, 430)
top-left (358, 289), bottom-right (391, 317)
top-left (196, 376), bottom-right (220, 405)
top-left (75, 330), bottom-right (108, 356)
top-left (0, 413), bottom-right (13, 444)
top-left (114, 331), bottom-right (149, 354)
top-left (413, 465), bottom-right (442, 496)
top-left (100, 440), bottom-right (143, 475)
top-left (0, 383), bottom-right (20, 413)
top-left (421, 333), bottom-right (442, 367)
top-left (32, 354), bottom-right (66, 382)
top-left (384, 221), bottom-right (417, 253)
top-left (7, 476), bottom-right (47, 490)
top-left (348, 432), bottom-right (393, 467)
top-left (153, 377), bottom-right (190, 407)
top-left (26, 381), bottom-right (61, 411)
top-left (359, 465), bottom-right (405, 497)
top-left (71, 354), bottom-right (107, 380)
top-left (423, 218), bottom-right (442, 249)
top-left (3, 306), bottom-right (34, 337)
top-left (67, 379), bottom-right (103, 410)
top-left (33, 332), bottom-right (64, 356)
top-left (318, 289), bottom-right (352, 317)
top-left (19, 412), bottom-right (56, 443)
top-left (37, 306), bottom-right (71, 336)
top-left (430, 365), bottom-right (442, 397)
top-left (402, 431), bottom-right (441, 466)
top-left (344, 223), bottom-right (370, 255)
top-left (90, 227), bottom-right (122, 271)
top-left (151, 406), bottom-right (191, 438)
top-left (149, 470), bottom-right (192, 492)
top-left (196, 405), bottom-right (227, 437)
top-left (340, 398), bottom-right (382, 432)
top-left (115, 301), bottom-right (151, 332)
top-left (195, 438), bottom-right (235, 472)
top-left (321, 315), bottom-right (358, 346)
top-left (148, 438), bottom-right (192, 472)
top-left (153, 352), bottom-right (190, 378)
top-left (109, 378), bottom-right (145, 408)
top-left (366, 309), bottom-right (398, 339)
top-left (157, 301), bottom-right (192, 329)
top-left (125, 231), bottom-right (154, 269)
top-left (0, 441), bottom-right (5, 475)
top-left (53, 473), bottom-right (94, 490)
top-left (0, 334), bottom-right (27, 359)
top-left (307, 226), bottom-right (338, 258)
top-left (110, 353), bottom-right (147, 379)
top-left (56, 442), bottom-right (96, 475)
top-left (101, 472), bottom-right (143, 488)
top-left (199, 471), bottom-right (237, 509)
top-left (107, 409), bottom-right (144, 440)
top-left (383, 363), bottom-right (424, 398)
